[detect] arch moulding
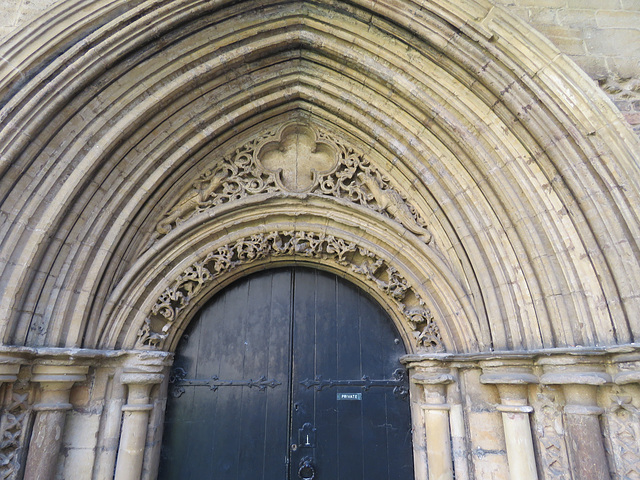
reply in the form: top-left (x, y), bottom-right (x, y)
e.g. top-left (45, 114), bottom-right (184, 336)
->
top-left (0, 0), bottom-right (640, 479)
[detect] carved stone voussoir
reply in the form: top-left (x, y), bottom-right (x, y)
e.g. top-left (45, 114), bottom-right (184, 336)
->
top-left (136, 231), bottom-right (443, 352)
top-left (152, 123), bottom-right (432, 243)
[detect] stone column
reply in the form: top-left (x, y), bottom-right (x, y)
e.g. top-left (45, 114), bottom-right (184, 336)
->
top-left (541, 369), bottom-right (612, 480)
top-left (480, 366), bottom-right (539, 480)
top-left (114, 372), bottom-right (164, 480)
top-left (24, 365), bottom-right (88, 480)
top-left (447, 368), bottom-right (469, 480)
top-left (412, 372), bottom-right (455, 480)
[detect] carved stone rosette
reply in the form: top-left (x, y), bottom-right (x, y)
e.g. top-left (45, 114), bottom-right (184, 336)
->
top-left (151, 123), bottom-right (431, 243)
top-left (136, 231), bottom-right (442, 351)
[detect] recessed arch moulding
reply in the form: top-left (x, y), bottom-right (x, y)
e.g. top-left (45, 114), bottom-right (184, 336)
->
top-left (99, 118), bottom-right (478, 355)
top-left (1, 1), bottom-right (640, 479)
top-left (0, 0), bottom-right (639, 357)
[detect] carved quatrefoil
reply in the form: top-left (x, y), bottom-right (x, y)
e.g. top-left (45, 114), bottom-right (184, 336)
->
top-left (257, 124), bottom-right (338, 193)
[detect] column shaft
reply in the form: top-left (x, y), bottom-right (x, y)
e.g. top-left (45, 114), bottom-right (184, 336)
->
top-left (24, 409), bottom-right (68, 479)
top-left (423, 406), bottom-right (454, 480)
top-left (498, 406), bottom-right (538, 480)
top-left (413, 373), bottom-right (455, 480)
top-left (480, 368), bottom-right (539, 480)
top-left (114, 373), bottom-right (163, 480)
top-left (541, 371), bottom-right (612, 480)
top-left (23, 365), bottom-right (87, 480)
top-left (114, 407), bottom-right (152, 480)
top-left (564, 406), bottom-right (611, 479)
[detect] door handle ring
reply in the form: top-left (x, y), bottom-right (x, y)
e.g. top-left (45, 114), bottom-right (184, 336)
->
top-left (298, 456), bottom-right (315, 480)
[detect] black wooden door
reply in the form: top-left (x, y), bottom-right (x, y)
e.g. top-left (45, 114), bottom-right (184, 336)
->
top-left (158, 268), bottom-right (414, 480)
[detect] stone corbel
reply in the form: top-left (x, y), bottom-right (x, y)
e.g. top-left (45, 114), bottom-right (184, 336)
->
top-left (613, 370), bottom-right (640, 386)
top-left (540, 366), bottom-right (612, 480)
top-left (412, 371), bottom-right (455, 480)
top-left (480, 363), bottom-right (539, 480)
top-left (114, 371), bottom-right (164, 480)
top-left (24, 365), bottom-right (88, 480)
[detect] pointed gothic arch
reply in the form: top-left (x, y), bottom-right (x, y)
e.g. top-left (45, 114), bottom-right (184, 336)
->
top-left (0, 1), bottom-right (639, 479)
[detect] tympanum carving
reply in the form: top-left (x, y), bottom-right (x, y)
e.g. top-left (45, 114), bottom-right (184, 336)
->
top-left (136, 231), bottom-right (442, 351)
top-left (152, 123), bottom-right (431, 243)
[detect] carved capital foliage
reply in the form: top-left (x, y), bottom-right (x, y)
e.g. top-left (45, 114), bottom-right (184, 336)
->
top-left (136, 231), bottom-right (443, 352)
top-left (151, 123), bottom-right (431, 243)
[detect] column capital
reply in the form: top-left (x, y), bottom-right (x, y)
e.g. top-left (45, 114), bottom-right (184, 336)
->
top-left (120, 372), bottom-right (164, 386)
top-left (613, 370), bottom-right (640, 384)
top-left (0, 357), bottom-right (22, 384)
top-left (540, 372), bottom-right (611, 385)
top-left (31, 364), bottom-right (89, 384)
top-left (31, 365), bottom-right (88, 411)
top-left (412, 372), bottom-right (455, 386)
top-left (480, 372), bottom-right (539, 385)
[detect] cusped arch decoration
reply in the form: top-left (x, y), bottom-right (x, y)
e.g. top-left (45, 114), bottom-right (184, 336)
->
top-left (100, 196), bottom-right (479, 354)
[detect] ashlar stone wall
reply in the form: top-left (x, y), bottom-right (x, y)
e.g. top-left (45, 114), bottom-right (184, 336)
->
top-left (492, 0), bottom-right (640, 134)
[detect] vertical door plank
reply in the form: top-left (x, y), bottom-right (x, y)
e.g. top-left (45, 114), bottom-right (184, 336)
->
top-left (359, 294), bottom-right (391, 479)
top-left (290, 269), bottom-right (318, 478)
top-left (312, 270), bottom-right (339, 480)
top-left (335, 277), bottom-right (364, 480)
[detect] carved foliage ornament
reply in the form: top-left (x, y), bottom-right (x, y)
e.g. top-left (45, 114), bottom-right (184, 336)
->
top-left (152, 123), bottom-right (431, 243)
top-left (136, 231), bottom-right (443, 351)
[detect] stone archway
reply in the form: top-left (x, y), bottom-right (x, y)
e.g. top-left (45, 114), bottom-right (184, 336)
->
top-left (0, 1), bottom-right (639, 479)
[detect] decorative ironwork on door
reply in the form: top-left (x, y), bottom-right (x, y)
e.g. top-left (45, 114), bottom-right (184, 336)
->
top-left (169, 367), bottom-right (282, 397)
top-left (159, 268), bottom-right (414, 480)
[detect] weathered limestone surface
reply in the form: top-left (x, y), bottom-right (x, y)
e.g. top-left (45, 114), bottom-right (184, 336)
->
top-left (1, 0), bottom-right (638, 134)
top-left (0, 0), bottom-right (639, 478)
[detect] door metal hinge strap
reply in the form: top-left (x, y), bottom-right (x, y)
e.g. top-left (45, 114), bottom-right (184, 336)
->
top-left (299, 368), bottom-right (408, 398)
top-left (169, 367), bottom-right (281, 398)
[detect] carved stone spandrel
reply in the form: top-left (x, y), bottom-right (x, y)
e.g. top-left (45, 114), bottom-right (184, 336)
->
top-left (151, 123), bottom-right (433, 245)
top-left (604, 392), bottom-right (640, 480)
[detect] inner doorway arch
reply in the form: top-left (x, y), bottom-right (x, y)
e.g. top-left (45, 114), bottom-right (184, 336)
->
top-left (159, 267), bottom-right (414, 479)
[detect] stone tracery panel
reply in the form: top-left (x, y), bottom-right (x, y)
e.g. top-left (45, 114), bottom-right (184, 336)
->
top-left (136, 230), bottom-right (443, 351)
top-left (152, 123), bottom-right (432, 243)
